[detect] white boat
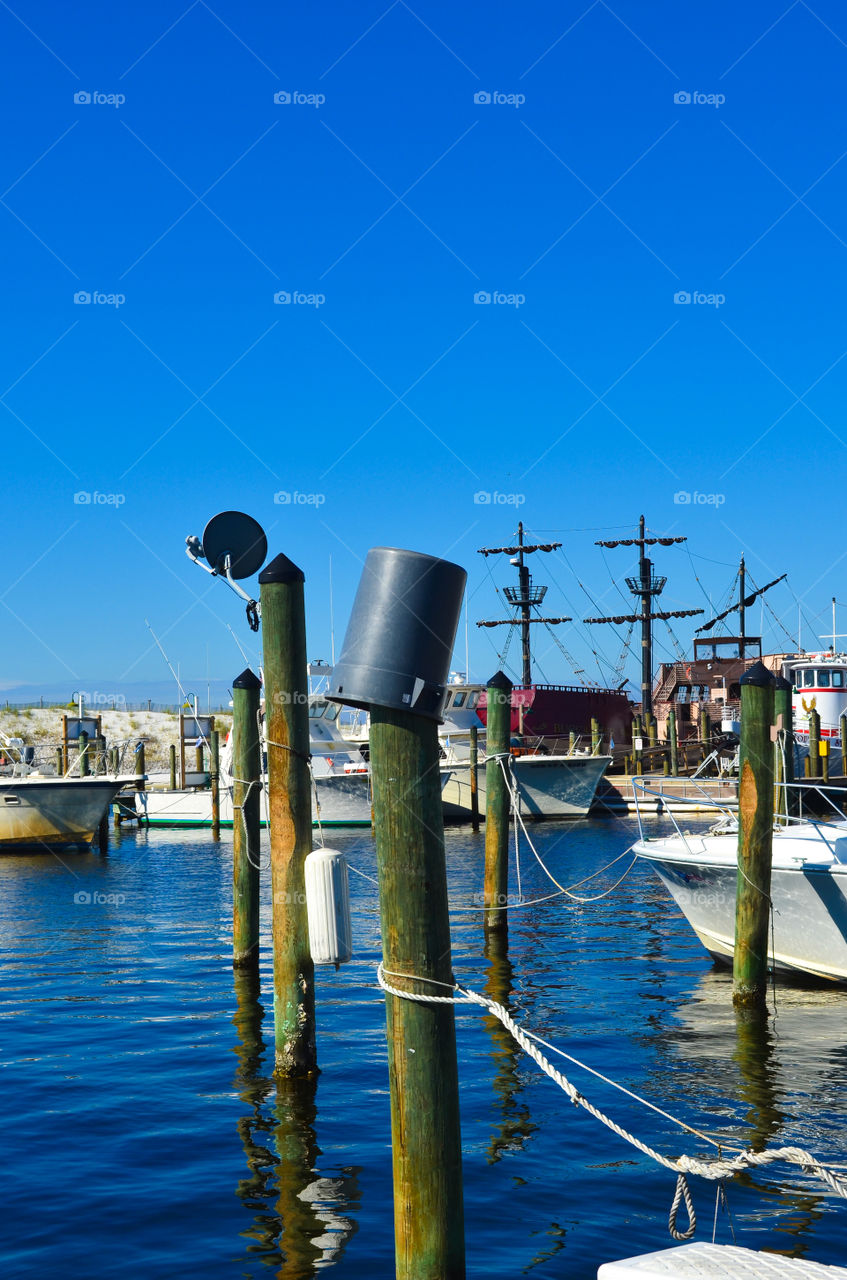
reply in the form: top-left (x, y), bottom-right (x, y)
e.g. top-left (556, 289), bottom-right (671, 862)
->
top-left (138, 697), bottom-right (373, 829)
top-left (633, 787), bottom-right (847, 982)
top-left (788, 650), bottom-right (847, 771)
top-left (438, 681), bottom-right (612, 820)
top-left (0, 774), bottom-right (134, 849)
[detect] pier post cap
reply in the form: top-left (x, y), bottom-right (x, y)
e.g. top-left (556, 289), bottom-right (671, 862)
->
top-left (233, 668), bottom-right (262, 691)
top-left (258, 553), bottom-right (305, 585)
top-left (773, 674), bottom-right (792, 691)
top-left (740, 660), bottom-right (776, 688)
top-left (486, 670), bottom-right (514, 692)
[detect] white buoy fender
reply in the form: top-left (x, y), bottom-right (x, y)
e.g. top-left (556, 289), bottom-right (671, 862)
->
top-left (305, 847), bottom-right (353, 965)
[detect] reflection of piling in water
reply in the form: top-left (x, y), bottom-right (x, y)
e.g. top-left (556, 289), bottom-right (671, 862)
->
top-left (733, 1005), bottom-right (783, 1153)
top-left (232, 964), bottom-right (276, 1212)
top-left (273, 1079), bottom-right (359, 1278)
top-left (483, 928), bottom-right (535, 1164)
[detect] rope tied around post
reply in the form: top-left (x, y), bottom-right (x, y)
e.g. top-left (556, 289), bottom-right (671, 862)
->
top-left (266, 738), bottom-right (312, 765)
top-left (375, 962), bottom-right (847, 1225)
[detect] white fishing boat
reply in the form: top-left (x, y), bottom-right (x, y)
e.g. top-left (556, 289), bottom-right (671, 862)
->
top-left (633, 784), bottom-right (847, 982)
top-left (0, 774), bottom-right (133, 850)
top-left (138, 697), bottom-right (374, 829)
top-left (438, 681), bottom-right (612, 819)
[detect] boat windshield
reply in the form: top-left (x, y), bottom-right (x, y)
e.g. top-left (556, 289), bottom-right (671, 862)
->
top-left (309, 701), bottom-right (327, 719)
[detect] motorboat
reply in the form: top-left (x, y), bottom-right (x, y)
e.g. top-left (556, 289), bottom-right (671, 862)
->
top-left (137, 696), bottom-right (374, 829)
top-left (633, 782), bottom-right (847, 982)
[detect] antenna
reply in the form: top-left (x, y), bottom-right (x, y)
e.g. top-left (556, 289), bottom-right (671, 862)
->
top-left (146, 619), bottom-right (192, 711)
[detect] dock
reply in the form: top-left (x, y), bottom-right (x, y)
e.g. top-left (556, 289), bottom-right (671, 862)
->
top-left (592, 773), bottom-right (737, 816)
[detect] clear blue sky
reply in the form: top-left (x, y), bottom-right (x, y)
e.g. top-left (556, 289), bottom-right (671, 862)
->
top-left (2, 1), bottom-right (846, 695)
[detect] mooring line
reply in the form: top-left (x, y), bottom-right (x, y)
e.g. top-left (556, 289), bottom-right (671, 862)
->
top-left (375, 962), bottom-right (847, 1203)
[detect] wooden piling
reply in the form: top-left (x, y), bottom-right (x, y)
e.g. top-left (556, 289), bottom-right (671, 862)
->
top-left (196, 743), bottom-right (205, 775)
top-left (232, 669), bottom-right (262, 968)
top-left (135, 742), bottom-right (145, 793)
top-left (56, 746), bottom-right (64, 777)
top-left (841, 713), bottom-right (847, 778)
top-left (821, 738), bottom-right (830, 783)
top-left (79, 730), bottom-right (90, 777)
top-left (484, 671), bottom-right (513, 933)
top-left (809, 708), bottom-right (821, 779)
top-left (568, 730), bottom-right (576, 754)
top-left (668, 708), bottom-right (678, 776)
top-left (169, 744), bottom-right (177, 790)
top-left (369, 704), bottom-right (466, 1280)
top-left (469, 724), bottom-right (480, 833)
top-left (733, 662), bottom-right (776, 1009)
top-left (259, 554), bottom-right (317, 1080)
top-left (591, 717), bottom-right (601, 754)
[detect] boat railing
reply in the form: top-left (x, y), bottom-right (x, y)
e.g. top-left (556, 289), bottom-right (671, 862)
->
top-left (634, 776), bottom-right (847, 859)
top-left (632, 779), bottom-right (738, 852)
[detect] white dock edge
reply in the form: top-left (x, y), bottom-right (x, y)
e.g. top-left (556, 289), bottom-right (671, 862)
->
top-left (598, 1243), bottom-right (847, 1280)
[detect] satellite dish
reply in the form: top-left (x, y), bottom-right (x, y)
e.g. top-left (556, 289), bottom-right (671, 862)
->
top-left (201, 511), bottom-right (267, 580)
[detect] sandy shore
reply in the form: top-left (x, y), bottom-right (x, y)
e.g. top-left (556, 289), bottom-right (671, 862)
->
top-left (0, 708), bottom-right (232, 773)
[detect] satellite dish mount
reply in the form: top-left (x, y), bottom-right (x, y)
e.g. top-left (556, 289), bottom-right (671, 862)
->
top-left (185, 511), bottom-right (268, 632)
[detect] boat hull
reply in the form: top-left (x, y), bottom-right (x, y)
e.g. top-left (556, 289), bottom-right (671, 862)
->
top-left (0, 776), bottom-right (128, 849)
top-left (441, 755), bottom-right (610, 820)
top-left (138, 771), bottom-right (373, 829)
top-left (636, 831), bottom-right (847, 981)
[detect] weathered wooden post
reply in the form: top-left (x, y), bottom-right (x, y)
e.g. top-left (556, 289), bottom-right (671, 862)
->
top-left (195, 742), bottom-right (205, 776)
top-left (79, 729), bottom-right (90, 777)
top-left (210, 728), bottom-right (221, 839)
top-left (55, 746), bottom-right (64, 776)
top-left (232, 669), bottom-right (262, 968)
top-left (821, 737), bottom-right (830, 783)
top-left (259, 554), bottom-right (316, 1079)
top-left (328, 546), bottom-right (467, 1280)
top-left (809, 707), bottom-right (821, 779)
top-left (469, 724), bottom-right (480, 833)
top-left (178, 711), bottom-right (186, 789)
top-left (135, 741), bottom-right (145, 792)
top-left (841, 713), bottom-right (847, 779)
top-left (568, 730), bottom-right (576, 754)
top-left (591, 716), bottom-right (601, 754)
top-left (668, 708), bottom-right (678, 777)
top-left (169, 744), bottom-right (177, 790)
top-left (733, 662), bottom-right (776, 1009)
top-left (484, 671), bottom-right (513, 934)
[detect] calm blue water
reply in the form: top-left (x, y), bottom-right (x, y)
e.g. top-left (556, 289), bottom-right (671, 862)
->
top-left (2, 817), bottom-right (847, 1278)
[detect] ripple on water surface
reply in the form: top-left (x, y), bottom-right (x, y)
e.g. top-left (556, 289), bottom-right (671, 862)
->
top-left (1, 819), bottom-right (847, 1278)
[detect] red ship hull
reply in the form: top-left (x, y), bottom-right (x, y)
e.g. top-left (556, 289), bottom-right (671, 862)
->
top-left (478, 684), bottom-right (632, 745)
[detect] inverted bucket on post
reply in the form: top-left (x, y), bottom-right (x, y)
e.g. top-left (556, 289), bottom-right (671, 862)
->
top-left (327, 546), bottom-right (467, 722)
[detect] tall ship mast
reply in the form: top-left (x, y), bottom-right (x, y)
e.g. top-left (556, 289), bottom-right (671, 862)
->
top-left (583, 515), bottom-right (703, 717)
top-left (476, 523), bottom-right (632, 745)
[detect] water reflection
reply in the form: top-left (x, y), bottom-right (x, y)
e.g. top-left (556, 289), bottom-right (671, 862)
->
top-left (483, 929), bottom-right (536, 1164)
top-left (231, 964), bottom-right (361, 1274)
top-left (668, 972), bottom-right (844, 1254)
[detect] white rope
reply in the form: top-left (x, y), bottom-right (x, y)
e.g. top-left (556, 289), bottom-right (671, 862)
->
top-left (496, 756), bottom-right (638, 904)
top-left (375, 963), bottom-right (847, 1199)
